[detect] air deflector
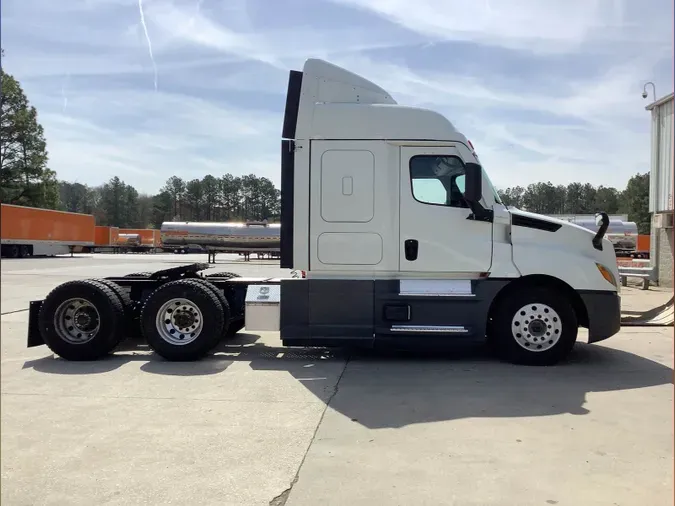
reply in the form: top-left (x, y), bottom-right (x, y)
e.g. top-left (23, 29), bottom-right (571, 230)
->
top-left (282, 70), bottom-right (303, 140)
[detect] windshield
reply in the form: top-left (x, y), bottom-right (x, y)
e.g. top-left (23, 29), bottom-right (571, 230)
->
top-left (483, 168), bottom-right (502, 205)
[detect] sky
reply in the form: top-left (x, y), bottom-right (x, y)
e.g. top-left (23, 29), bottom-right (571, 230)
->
top-left (1, 0), bottom-right (673, 194)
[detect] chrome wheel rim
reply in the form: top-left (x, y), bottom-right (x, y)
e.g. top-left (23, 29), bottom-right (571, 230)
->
top-left (511, 303), bottom-right (562, 352)
top-left (155, 298), bottom-right (203, 346)
top-left (53, 298), bottom-right (101, 344)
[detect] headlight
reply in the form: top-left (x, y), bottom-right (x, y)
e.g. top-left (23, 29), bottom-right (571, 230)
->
top-left (596, 263), bottom-right (618, 288)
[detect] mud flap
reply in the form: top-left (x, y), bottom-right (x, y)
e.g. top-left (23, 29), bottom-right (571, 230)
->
top-left (27, 300), bottom-right (45, 348)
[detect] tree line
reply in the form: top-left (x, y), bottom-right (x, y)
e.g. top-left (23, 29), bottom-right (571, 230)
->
top-left (58, 174), bottom-right (280, 229)
top-left (0, 49), bottom-right (651, 234)
top-left (496, 174), bottom-right (651, 234)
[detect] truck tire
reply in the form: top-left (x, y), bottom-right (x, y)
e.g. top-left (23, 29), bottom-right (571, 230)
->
top-left (38, 279), bottom-right (126, 361)
top-left (93, 279), bottom-right (135, 335)
top-left (140, 279), bottom-right (225, 361)
top-left (489, 287), bottom-right (578, 366)
top-left (19, 245), bottom-right (31, 258)
top-left (226, 319), bottom-right (245, 337)
top-left (205, 272), bottom-right (240, 279)
top-left (6, 245), bottom-right (19, 258)
top-left (186, 278), bottom-right (232, 337)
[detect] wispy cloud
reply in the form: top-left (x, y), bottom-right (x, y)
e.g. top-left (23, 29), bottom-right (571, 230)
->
top-left (1, 0), bottom-right (672, 194)
top-left (137, 0), bottom-right (158, 91)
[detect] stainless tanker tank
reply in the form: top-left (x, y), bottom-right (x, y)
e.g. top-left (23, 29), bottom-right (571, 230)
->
top-left (160, 221), bottom-right (280, 251)
top-left (118, 233), bottom-right (142, 247)
top-left (564, 217), bottom-right (638, 251)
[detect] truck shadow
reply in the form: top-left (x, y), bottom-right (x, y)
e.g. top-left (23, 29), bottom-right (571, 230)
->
top-left (22, 334), bottom-right (673, 428)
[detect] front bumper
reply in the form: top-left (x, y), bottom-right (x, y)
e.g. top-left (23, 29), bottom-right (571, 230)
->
top-left (579, 290), bottom-right (621, 343)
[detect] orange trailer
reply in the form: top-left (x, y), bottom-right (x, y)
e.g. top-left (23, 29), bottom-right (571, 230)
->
top-left (94, 226), bottom-right (120, 247)
top-left (1, 204), bottom-right (95, 258)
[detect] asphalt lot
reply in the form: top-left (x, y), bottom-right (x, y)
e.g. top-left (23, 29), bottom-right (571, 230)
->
top-left (1, 253), bottom-right (673, 506)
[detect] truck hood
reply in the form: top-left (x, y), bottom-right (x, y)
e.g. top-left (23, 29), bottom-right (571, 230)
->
top-left (507, 208), bottom-right (619, 290)
top-left (508, 208), bottom-right (593, 235)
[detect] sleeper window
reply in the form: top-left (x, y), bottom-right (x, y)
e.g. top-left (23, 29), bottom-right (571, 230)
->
top-left (409, 155), bottom-right (469, 208)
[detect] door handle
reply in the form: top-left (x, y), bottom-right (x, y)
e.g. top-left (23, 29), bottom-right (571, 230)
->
top-left (404, 239), bottom-right (418, 261)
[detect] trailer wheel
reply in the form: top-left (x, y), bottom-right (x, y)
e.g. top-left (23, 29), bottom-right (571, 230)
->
top-left (38, 280), bottom-right (126, 361)
top-left (6, 245), bottom-right (20, 258)
top-left (489, 287), bottom-right (578, 366)
top-left (140, 279), bottom-right (225, 361)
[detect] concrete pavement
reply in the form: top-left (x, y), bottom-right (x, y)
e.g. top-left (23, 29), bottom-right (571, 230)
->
top-left (1, 254), bottom-right (672, 505)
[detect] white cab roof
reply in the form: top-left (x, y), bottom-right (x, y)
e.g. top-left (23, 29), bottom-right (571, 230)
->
top-left (296, 59), bottom-right (466, 143)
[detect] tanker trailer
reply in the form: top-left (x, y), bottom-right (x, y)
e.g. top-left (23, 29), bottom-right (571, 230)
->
top-left (117, 233), bottom-right (142, 253)
top-left (566, 218), bottom-right (638, 256)
top-left (160, 221), bottom-right (280, 261)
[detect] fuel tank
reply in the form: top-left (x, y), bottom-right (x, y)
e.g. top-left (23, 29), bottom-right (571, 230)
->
top-left (160, 221), bottom-right (280, 250)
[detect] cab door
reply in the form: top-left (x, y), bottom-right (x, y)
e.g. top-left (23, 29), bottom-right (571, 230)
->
top-left (399, 146), bottom-right (493, 275)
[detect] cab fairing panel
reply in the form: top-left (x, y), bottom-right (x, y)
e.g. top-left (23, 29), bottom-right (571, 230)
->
top-left (510, 210), bottom-right (619, 292)
top-left (308, 103), bottom-right (462, 142)
top-left (309, 140), bottom-right (400, 273)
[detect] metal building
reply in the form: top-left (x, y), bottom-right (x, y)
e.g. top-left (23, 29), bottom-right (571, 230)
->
top-left (646, 92), bottom-right (674, 287)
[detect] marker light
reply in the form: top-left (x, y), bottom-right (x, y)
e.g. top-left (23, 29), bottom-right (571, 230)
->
top-left (596, 263), bottom-right (617, 288)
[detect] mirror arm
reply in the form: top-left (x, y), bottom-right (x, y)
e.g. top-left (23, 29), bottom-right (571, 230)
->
top-left (466, 201), bottom-right (493, 222)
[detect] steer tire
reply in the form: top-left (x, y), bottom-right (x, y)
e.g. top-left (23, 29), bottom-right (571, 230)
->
top-left (489, 287), bottom-right (578, 366)
top-left (140, 279), bottom-right (225, 361)
top-left (38, 279), bottom-right (126, 361)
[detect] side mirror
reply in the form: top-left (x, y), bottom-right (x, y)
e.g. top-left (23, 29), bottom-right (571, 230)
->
top-left (463, 163), bottom-right (483, 203)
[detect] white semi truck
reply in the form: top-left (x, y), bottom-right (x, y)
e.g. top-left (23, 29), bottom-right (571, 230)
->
top-left (26, 58), bottom-right (621, 366)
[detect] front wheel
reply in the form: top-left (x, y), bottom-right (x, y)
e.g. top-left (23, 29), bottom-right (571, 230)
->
top-left (489, 287), bottom-right (578, 366)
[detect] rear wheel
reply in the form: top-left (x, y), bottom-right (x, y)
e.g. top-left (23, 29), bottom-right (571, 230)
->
top-left (6, 245), bottom-right (19, 258)
top-left (93, 279), bottom-right (135, 335)
top-left (140, 279), bottom-right (225, 361)
top-left (226, 319), bottom-right (245, 337)
top-left (188, 278), bottom-right (232, 337)
top-left (489, 287), bottom-right (578, 366)
top-left (38, 280), bottom-right (126, 360)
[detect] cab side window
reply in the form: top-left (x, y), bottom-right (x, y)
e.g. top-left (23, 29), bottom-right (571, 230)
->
top-left (409, 155), bottom-right (469, 209)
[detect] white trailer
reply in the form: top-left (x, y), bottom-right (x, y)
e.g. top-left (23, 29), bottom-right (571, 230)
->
top-left (26, 59), bottom-right (621, 366)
